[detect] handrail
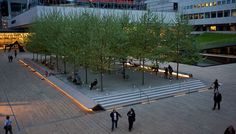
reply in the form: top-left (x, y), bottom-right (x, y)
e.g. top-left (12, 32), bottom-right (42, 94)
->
top-left (139, 88), bottom-right (150, 104)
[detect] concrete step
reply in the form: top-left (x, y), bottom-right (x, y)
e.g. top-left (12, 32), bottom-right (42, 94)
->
top-left (92, 79), bottom-right (202, 100)
top-left (93, 80), bottom-right (203, 102)
top-left (93, 80), bottom-right (206, 110)
top-left (97, 84), bottom-right (205, 105)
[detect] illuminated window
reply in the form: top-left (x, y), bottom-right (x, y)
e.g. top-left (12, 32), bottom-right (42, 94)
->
top-left (213, 2), bottom-right (217, 6)
top-left (232, 9), bottom-right (236, 16)
top-left (199, 13), bottom-right (204, 19)
top-left (209, 2), bottom-right (213, 6)
top-left (194, 14), bottom-right (199, 19)
top-left (198, 4), bottom-right (201, 8)
top-left (206, 3), bottom-right (209, 6)
top-left (202, 3), bottom-right (205, 7)
top-left (210, 26), bottom-right (217, 31)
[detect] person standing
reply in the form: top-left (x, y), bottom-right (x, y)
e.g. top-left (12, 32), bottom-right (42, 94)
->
top-left (213, 79), bottom-right (219, 92)
top-left (4, 115), bottom-right (13, 134)
top-left (212, 91), bottom-right (222, 110)
top-left (127, 108), bottom-right (136, 132)
top-left (110, 109), bottom-right (122, 131)
top-left (14, 50), bottom-right (17, 58)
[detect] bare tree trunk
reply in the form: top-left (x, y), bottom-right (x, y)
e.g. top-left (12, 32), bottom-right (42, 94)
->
top-left (64, 58), bottom-right (66, 74)
top-left (85, 66), bottom-right (88, 84)
top-left (56, 54), bottom-right (59, 72)
top-left (100, 71), bottom-right (103, 91)
top-left (155, 59), bottom-right (158, 76)
top-left (142, 58), bottom-right (145, 85)
top-left (122, 58), bottom-right (126, 79)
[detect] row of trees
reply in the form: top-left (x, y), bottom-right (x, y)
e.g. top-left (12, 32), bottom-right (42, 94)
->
top-left (26, 11), bottom-right (201, 91)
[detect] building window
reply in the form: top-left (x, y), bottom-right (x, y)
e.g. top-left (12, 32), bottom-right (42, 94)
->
top-left (218, 11), bottom-right (223, 17)
top-left (206, 2), bottom-right (209, 6)
top-left (211, 12), bottom-right (217, 18)
top-left (222, 0), bottom-right (226, 4)
top-left (194, 14), bottom-right (199, 19)
top-left (210, 26), bottom-right (217, 31)
top-left (213, 2), bottom-right (217, 6)
top-left (224, 10), bottom-right (230, 17)
top-left (232, 0), bottom-right (236, 3)
top-left (198, 4), bottom-right (201, 8)
top-left (210, 2), bottom-right (213, 6)
top-left (199, 13), bottom-right (204, 19)
top-left (202, 3), bottom-right (205, 7)
top-left (227, 0), bottom-right (231, 4)
top-left (205, 12), bottom-right (210, 18)
top-left (232, 9), bottom-right (236, 16)
top-left (217, 1), bottom-right (222, 5)
top-left (189, 14), bottom-right (194, 19)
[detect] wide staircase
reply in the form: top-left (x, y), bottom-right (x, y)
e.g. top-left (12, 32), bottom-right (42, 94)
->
top-left (92, 79), bottom-right (206, 110)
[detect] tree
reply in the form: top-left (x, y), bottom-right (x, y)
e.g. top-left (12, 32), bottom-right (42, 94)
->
top-left (128, 12), bottom-right (161, 85)
top-left (165, 16), bottom-right (201, 79)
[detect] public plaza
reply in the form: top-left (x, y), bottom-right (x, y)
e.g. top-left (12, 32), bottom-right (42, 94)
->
top-left (1, 0), bottom-right (236, 134)
top-left (0, 50), bottom-right (236, 134)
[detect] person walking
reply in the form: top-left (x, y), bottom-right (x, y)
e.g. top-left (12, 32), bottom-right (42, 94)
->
top-left (127, 108), bottom-right (136, 132)
top-left (224, 125), bottom-right (235, 134)
top-left (110, 109), bottom-right (122, 131)
top-left (168, 65), bottom-right (173, 79)
top-left (213, 79), bottom-right (219, 92)
top-left (4, 115), bottom-right (13, 134)
top-left (212, 91), bottom-right (222, 110)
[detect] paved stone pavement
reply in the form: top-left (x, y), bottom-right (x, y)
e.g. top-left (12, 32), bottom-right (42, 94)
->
top-left (0, 51), bottom-right (236, 134)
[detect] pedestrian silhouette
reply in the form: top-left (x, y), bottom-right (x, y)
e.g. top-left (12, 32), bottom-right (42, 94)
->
top-left (127, 108), bottom-right (136, 132)
top-left (4, 115), bottom-right (13, 134)
top-left (168, 65), bottom-right (173, 79)
top-left (14, 50), bottom-right (17, 58)
top-left (224, 125), bottom-right (235, 134)
top-left (213, 79), bottom-right (219, 92)
top-left (212, 91), bottom-right (222, 110)
top-left (90, 79), bottom-right (97, 90)
top-left (110, 109), bottom-right (122, 131)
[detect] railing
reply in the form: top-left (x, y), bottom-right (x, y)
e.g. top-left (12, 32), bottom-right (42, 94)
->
top-left (139, 88), bottom-right (150, 104)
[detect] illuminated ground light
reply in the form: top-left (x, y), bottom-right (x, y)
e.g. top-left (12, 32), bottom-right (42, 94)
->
top-left (125, 62), bottom-right (191, 78)
top-left (18, 60), bottom-right (93, 113)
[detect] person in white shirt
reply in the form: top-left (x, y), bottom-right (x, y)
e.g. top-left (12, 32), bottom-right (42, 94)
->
top-left (110, 109), bottom-right (122, 131)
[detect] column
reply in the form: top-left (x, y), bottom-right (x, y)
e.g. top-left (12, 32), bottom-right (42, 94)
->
top-left (7, 0), bottom-right (11, 19)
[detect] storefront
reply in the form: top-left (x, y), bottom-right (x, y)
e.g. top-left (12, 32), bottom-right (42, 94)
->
top-left (0, 32), bottom-right (30, 49)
